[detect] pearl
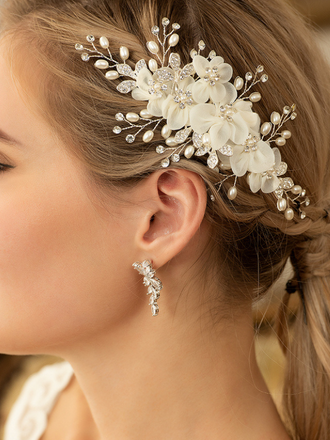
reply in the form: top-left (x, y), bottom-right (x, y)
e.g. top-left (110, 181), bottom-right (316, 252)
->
top-left (126, 112), bottom-right (139, 123)
top-left (260, 122), bottom-right (272, 136)
top-left (147, 41), bottom-right (159, 54)
top-left (119, 46), bottom-right (129, 61)
top-left (99, 36), bottom-right (109, 49)
top-left (301, 189), bottom-right (306, 197)
top-left (169, 33), bottom-right (179, 47)
top-left (140, 109), bottom-right (153, 118)
top-left (284, 208), bottom-right (294, 221)
top-left (249, 92), bottom-right (261, 103)
top-left (291, 185), bottom-right (302, 195)
top-left (165, 137), bottom-right (178, 147)
top-left (142, 130), bottom-right (154, 143)
top-left (281, 130), bottom-right (292, 139)
top-left (275, 137), bottom-right (286, 147)
top-left (94, 59), bottom-right (109, 69)
top-left (184, 145), bottom-right (195, 159)
top-left (227, 186), bottom-right (237, 200)
top-left (234, 77), bottom-right (244, 90)
top-left (148, 59), bottom-right (158, 72)
top-left (277, 198), bottom-right (287, 211)
top-left (202, 133), bottom-right (211, 146)
top-left (105, 70), bottom-right (119, 80)
top-left (270, 112), bottom-right (281, 125)
top-left (161, 125), bottom-right (172, 139)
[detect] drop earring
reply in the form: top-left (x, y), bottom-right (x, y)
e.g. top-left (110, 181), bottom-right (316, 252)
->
top-left (132, 260), bottom-right (163, 316)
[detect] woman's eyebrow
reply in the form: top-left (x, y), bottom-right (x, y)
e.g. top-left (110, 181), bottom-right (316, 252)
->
top-left (0, 128), bottom-right (22, 146)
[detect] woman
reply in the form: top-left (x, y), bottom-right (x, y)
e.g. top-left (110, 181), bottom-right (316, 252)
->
top-left (0, 0), bottom-right (330, 439)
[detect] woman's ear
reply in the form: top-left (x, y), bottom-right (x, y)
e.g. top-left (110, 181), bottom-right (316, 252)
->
top-left (133, 169), bottom-right (207, 268)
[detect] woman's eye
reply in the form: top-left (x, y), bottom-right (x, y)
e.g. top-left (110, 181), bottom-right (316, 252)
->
top-left (0, 163), bottom-right (14, 172)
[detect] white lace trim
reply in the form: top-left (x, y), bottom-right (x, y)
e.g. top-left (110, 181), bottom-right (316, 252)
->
top-left (4, 361), bottom-right (74, 440)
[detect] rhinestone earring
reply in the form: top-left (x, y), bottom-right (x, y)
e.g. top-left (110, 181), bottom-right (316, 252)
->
top-left (132, 260), bottom-right (163, 316)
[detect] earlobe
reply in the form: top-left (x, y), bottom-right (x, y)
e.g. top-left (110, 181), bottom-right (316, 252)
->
top-left (135, 169), bottom-right (207, 268)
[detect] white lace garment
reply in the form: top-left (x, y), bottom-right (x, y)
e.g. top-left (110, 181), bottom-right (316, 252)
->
top-left (3, 361), bottom-right (74, 440)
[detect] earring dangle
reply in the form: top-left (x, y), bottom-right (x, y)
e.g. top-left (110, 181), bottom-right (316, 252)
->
top-left (132, 260), bottom-right (163, 316)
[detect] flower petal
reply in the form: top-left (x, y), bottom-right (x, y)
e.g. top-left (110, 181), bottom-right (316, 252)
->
top-left (193, 55), bottom-right (209, 77)
top-left (230, 145), bottom-right (250, 176)
top-left (221, 82), bottom-right (237, 105)
top-left (249, 173), bottom-right (262, 193)
top-left (147, 97), bottom-right (165, 117)
top-left (230, 113), bottom-right (249, 144)
top-left (192, 80), bottom-right (210, 104)
top-left (209, 82), bottom-right (226, 103)
top-left (248, 141), bottom-right (275, 174)
top-left (210, 121), bottom-right (231, 150)
top-left (190, 103), bottom-right (217, 134)
top-left (136, 67), bottom-right (153, 91)
top-left (217, 63), bottom-right (233, 83)
top-left (131, 87), bottom-right (149, 101)
top-left (273, 147), bottom-right (281, 168)
top-left (166, 104), bottom-right (189, 130)
top-left (209, 56), bottom-right (225, 68)
top-left (261, 175), bottom-right (280, 193)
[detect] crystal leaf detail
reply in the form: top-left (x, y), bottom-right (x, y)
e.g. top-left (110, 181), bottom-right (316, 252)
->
top-left (274, 188), bottom-right (284, 199)
top-left (179, 63), bottom-right (195, 80)
top-left (116, 64), bottom-right (135, 78)
top-left (169, 53), bottom-right (181, 70)
top-left (281, 177), bottom-right (294, 190)
top-left (219, 144), bottom-right (233, 156)
top-left (207, 152), bottom-right (219, 169)
top-left (135, 59), bottom-right (147, 75)
top-left (275, 162), bottom-right (287, 176)
top-left (174, 127), bottom-right (192, 143)
top-left (117, 80), bottom-right (136, 94)
top-left (156, 68), bottom-right (174, 82)
top-left (195, 146), bottom-right (210, 156)
top-left (192, 132), bottom-right (203, 149)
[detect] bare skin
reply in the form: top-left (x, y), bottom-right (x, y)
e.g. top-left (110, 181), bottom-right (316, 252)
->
top-left (0, 45), bottom-right (291, 440)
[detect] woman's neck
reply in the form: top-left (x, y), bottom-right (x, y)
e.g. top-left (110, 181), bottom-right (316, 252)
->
top-left (56, 302), bottom-right (290, 440)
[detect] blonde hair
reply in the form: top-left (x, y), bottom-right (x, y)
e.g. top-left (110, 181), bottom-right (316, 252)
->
top-left (1, 0), bottom-right (330, 438)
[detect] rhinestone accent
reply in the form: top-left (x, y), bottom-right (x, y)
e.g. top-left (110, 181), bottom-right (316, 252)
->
top-left (198, 40), bottom-right (206, 50)
top-left (161, 158), bottom-right (170, 167)
top-left (162, 17), bottom-right (170, 26)
top-left (81, 53), bottom-right (90, 62)
top-left (208, 50), bottom-right (216, 59)
top-left (172, 23), bottom-right (180, 30)
top-left (171, 153), bottom-right (180, 162)
top-left (125, 134), bottom-right (135, 143)
top-left (261, 74), bottom-right (268, 82)
top-left (151, 26), bottom-right (160, 35)
top-left (115, 113), bottom-right (125, 121)
top-left (113, 126), bottom-right (122, 134)
top-left (245, 72), bottom-right (253, 81)
top-left (156, 145), bottom-right (165, 154)
top-left (86, 35), bottom-right (95, 43)
top-left (75, 43), bottom-right (83, 51)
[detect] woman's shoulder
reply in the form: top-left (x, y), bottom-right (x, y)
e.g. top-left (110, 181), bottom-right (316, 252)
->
top-left (3, 361), bottom-right (74, 440)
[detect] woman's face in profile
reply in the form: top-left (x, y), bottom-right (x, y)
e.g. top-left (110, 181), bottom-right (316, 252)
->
top-left (0, 47), bottom-right (141, 356)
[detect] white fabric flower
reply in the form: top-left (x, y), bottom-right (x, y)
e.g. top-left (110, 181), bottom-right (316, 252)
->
top-left (248, 148), bottom-right (283, 193)
top-left (190, 100), bottom-right (260, 150)
top-left (161, 77), bottom-right (195, 130)
top-left (230, 137), bottom-right (275, 177)
top-left (192, 55), bottom-right (237, 104)
top-left (131, 67), bottom-right (172, 117)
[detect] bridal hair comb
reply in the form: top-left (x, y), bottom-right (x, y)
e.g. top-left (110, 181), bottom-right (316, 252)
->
top-left (75, 17), bottom-right (310, 221)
